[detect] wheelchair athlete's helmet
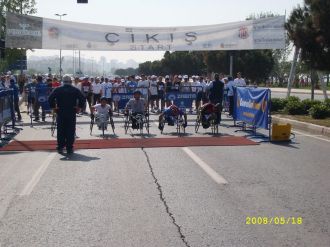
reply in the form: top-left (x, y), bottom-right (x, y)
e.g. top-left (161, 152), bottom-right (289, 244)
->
top-left (134, 90), bottom-right (142, 95)
top-left (100, 96), bottom-right (107, 102)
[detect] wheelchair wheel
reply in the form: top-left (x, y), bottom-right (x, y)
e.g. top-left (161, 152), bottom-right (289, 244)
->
top-left (211, 119), bottom-right (219, 135)
top-left (144, 117), bottom-right (149, 135)
top-left (177, 116), bottom-right (185, 136)
top-left (195, 113), bottom-right (201, 133)
top-left (124, 115), bottom-right (129, 134)
top-left (138, 119), bottom-right (143, 135)
top-left (110, 117), bottom-right (115, 134)
top-left (101, 122), bottom-right (105, 138)
top-left (159, 119), bottom-right (165, 134)
top-left (51, 113), bottom-right (57, 136)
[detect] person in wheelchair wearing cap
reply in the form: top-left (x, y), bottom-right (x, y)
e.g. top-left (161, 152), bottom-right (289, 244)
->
top-left (200, 102), bottom-right (218, 129)
top-left (91, 96), bottom-right (113, 130)
top-left (125, 90), bottom-right (147, 129)
top-left (158, 104), bottom-right (187, 131)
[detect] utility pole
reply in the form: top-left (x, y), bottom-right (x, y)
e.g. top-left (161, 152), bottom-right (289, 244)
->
top-left (55, 13), bottom-right (67, 79)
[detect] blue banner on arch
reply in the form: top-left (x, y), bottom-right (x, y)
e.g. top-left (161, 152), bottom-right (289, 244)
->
top-left (233, 87), bottom-right (270, 129)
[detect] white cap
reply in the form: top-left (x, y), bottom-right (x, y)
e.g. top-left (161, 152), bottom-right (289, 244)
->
top-left (165, 75), bottom-right (170, 79)
top-left (183, 75), bottom-right (188, 79)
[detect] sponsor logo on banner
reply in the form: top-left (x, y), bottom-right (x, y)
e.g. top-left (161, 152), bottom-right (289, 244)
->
top-left (234, 87), bottom-right (270, 129)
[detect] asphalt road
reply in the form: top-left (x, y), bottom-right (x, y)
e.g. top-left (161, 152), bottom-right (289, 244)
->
top-left (0, 112), bottom-right (329, 247)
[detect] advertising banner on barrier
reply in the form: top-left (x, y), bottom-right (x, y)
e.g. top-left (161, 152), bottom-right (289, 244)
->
top-left (6, 12), bottom-right (285, 51)
top-left (112, 92), bottom-right (134, 110)
top-left (0, 89), bottom-right (14, 126)
top-left (165, 92), bottom-right (196, 110)
top-left (233, 87), bottom-right (270, 129)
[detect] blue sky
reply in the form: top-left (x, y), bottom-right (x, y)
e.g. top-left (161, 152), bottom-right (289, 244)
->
top-left (28, 0), bottom-right (303, 62)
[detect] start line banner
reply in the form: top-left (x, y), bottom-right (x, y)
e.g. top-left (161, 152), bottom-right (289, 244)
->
top-left (233, 87), bottom-right (270, 130)
top-left (6, 13), bottom-right (285, 51)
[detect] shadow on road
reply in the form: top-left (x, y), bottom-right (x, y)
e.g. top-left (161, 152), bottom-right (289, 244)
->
top-left (59, 152), bottom-right (101, 162)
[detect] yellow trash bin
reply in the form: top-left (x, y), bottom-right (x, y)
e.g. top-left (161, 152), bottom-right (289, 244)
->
top-left (271, 123), bottom-right (292, 142)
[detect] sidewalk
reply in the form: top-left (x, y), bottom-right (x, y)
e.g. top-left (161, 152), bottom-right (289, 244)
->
top-left (269, 87), bottom-right (329, 96)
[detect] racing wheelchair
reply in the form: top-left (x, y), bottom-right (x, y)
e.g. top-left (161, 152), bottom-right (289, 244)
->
top-left (194, 103), bottom-right (221, 135)
top-left (124, 110), bottom-right (149, 135)
top-left (159, 113), bottom-right (186, 136)
top-left (90, 113), bottom-right (115, 138)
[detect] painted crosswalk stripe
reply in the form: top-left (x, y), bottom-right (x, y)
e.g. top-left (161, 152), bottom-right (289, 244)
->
top-left (20, 152), bottom-right (56, 196)
top-left (182, 147), bottom-right (228, 184)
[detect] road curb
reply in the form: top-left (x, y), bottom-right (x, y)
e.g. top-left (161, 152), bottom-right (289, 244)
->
top-left (272, 116), bottom-right (330, 138)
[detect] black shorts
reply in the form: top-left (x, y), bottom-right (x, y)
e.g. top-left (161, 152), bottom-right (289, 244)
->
top-left (196, 91), bottom-right (203, 101)
top-left (106, 98), bottom-right (112, 104)
top-left (158, 91), bottom-right (165, 100)
top-left (149, 95), bottom-right (158, 101)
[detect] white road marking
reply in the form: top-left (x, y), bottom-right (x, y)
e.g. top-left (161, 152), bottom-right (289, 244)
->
top-left (20, 152), bottom-right (56, 196)
top-left (293, 130), bottom-right (330, 143)
top-left (182, 147), bottom-right (228, 184)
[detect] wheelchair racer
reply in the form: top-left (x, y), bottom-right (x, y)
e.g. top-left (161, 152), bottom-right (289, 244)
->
top-left (158, 104), bottom-right (187, 131)
top-left (91, 96), bottom-right (113, 129)
top-left (125, 90), bottom-right (148, 129)
top-left (199, 102), bottom-right (218, 129)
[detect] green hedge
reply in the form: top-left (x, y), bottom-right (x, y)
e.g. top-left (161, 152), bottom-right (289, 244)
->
top-left (309, 104), bottom-right (330, 119)
top-left (270, 98), bottom-right (287, 112)
top-left (301, 99), bottom-right (322, 114)
top-left (285, 100), bottom-right (306, 115)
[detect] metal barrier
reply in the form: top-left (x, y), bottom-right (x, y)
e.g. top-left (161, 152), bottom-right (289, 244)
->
top-left (0, 89), bottom-right (15, 140)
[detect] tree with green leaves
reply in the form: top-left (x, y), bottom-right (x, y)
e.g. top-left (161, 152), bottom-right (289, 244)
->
top-left (0, 0), bottom-right (37, 73)
top-left (286, 0), bottom-right (329, 99)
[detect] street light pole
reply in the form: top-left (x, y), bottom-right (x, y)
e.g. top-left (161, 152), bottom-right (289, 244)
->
top-left (55, 13), bottom-right (67, 79)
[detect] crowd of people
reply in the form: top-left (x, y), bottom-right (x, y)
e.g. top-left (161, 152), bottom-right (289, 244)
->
top-left (1, 71), bottom-right (247, 154)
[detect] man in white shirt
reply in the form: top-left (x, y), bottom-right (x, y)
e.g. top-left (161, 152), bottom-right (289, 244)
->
top-left (180, 75), bottom-right (191, 93)
top-left (234, 72), bottom-right (246, 87)
top-left (137, 74), bottom-right (150, 100)
top-left (92, 77), bottom-right (102, 104)
top-left (149, 75), bottom-right (158, 112)
top-left (101, 77), bottom-right (113, 107)
top-left (226, 76), bottom-right (235, 116)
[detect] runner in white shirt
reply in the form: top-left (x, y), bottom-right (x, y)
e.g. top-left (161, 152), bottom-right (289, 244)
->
top-left (101, 78), bottom-right (113, 107)
top-left (194, 76), bottom-right (205, 110)
top-left (137, 74), bottom-right (150, 100)
top-left (180, 75), bottom-right (191, 92)
top-left (92, 77), bottom-right (102, 104)
top-left (149, 75), bottom-right (158, 112)
top-left (234, 72), bottom-right (246, 87)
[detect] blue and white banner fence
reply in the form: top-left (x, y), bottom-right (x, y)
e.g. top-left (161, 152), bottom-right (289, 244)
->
top-left (0, 89), bottom-right (15, 128)
top-left (233, 87), bottom-right (271, 130)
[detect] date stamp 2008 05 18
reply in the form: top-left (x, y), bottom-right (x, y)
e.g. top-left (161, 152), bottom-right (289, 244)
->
top-left (246, 217), bottom-right (303, 225)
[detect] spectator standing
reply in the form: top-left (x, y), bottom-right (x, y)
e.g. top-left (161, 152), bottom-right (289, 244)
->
top-left (9, 79), bottom-right (22, 121)
top-left (234, 72), bottom-right (246, 87)
top-left (48, 75), bottom-right (85, 155)
top-left (92, 77), bottom-right (102, 104)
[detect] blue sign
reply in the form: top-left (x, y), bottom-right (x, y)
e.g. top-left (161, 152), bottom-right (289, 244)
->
top-left (233, 87), bottom-right (270, 129)
top-left (165, 92), bottom-right (196, 110)
top-left (112, 93), bottom-right (134, 110)
top-left (36, 86), bottom-right (52, 111)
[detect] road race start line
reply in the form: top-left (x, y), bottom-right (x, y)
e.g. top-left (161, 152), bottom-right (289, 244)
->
top-left (0, 136), bottom-right (257, 152)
